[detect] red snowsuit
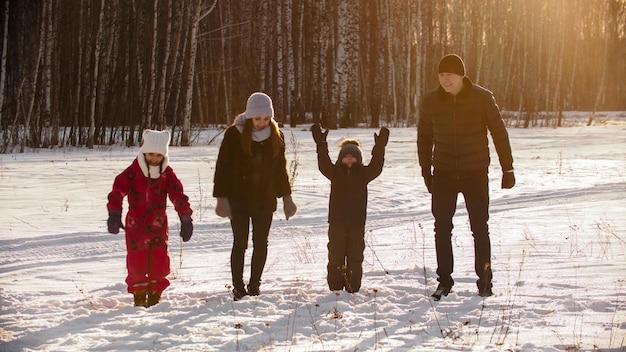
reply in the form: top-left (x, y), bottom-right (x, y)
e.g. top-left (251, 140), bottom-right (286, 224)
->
top-left (107, 158), bottom-right (192, 294)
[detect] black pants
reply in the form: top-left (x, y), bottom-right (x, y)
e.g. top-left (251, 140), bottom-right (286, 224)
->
top-left (230, 210), bottom-right (273, 289)
top-left (327, 222), bottom-right (366, 292)
top-left (432, 171), bottom-right (492, 288)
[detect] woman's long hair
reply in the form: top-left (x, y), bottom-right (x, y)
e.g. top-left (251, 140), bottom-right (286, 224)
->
top-left (237, 115), bottom-right (284, 158)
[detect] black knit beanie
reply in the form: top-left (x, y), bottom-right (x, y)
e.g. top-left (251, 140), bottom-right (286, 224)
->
top-left (338, 142), bottom-right (363, 165)
top-left (438, 54), bottom-right (466, 76)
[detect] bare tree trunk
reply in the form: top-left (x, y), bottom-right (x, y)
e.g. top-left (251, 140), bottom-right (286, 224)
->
top-left (403, 0), bottom-right (412, 127)
top-left (502, 2), bottom-right (520, 108)
top-left (163, 1), bottom-right (180, 124)
top-left (156, 0), bottom-right (172, 129)
top-left (280, 2), bottom-right (292, 127)
top-left (20, 0), bottom-right (47, 150)
top-left (87, 0), bottom-right (105, 149)
top-left (364, 0), bottom-right (380, 128)
top-left (532, 3), bottom-right (543, 127)
top-left (412, 0), bottom-right (424, 127)
top-left (218, 2), bottom-right (230, 124)
top-left (143, 0), bottom-right (159, 129)
top-left (96, 0), bottom-right (117, 144)
top-left (291, 0), bottom-right (303, 125)
top-left (474, 1), bottom-right (486, 84)
top-left (181, 0), bottom-right (202, 146)
top-left (70, 1), bottom-right (83, 146)
top-left (517, 2), bottom-right (529, 128)
top-left (49, 1), bottom-right (61, 146)
top-left (566, 2), bottom-right (582, 113)
top-left (131, 0), bottom-right (146, 143)
top-left (41, 0), bottom-right (53, 148)
top-left (170, 6), bottom-right (189, 129)
top-left (589, 3), bottom-right (610, 126)
top-left (385, 0), bottom-right (397, 126)
top-left (0, 0), bottom-right (9, 128)
top-left (553, 0), bottom-right (567, 127)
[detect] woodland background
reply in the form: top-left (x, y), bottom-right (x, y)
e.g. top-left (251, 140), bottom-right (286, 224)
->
top-left (0, 0), bottom-right (625, 152)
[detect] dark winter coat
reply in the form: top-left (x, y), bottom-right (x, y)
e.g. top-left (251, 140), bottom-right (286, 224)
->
top-left (107, 158), bottom-right (192, 251)
top-left (417, 77), bottom-right (513, 178)
top-left (317, 142), bottom-right (385, 225)
top-left (213, 125), bottom-right (291, 214)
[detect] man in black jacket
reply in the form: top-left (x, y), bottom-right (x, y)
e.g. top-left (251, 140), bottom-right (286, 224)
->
top-left (418, 54), bottom-right (516, 300)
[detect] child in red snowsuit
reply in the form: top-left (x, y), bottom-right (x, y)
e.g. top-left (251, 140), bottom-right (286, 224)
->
top-left (107, 129), bottom-right (193, 307)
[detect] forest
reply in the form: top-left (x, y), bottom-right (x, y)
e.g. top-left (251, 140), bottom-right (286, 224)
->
top-left (0, 0), bottom-right (625, 151)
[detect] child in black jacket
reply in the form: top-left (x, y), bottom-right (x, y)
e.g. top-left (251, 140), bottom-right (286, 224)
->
top-left (311, 123), bottom-right (389, 293)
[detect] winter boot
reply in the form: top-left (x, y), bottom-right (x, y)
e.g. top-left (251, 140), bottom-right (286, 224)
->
top-left (477, 280), bottom-right (493, 297)
top-left (247, 282), bottom-right (261, 296)
top-left (147, 291), bottom-right (161, 307)
top-left (431, 284), bottom-right (452, 301)
top-left (133, 291), bottom-right (147, 307)
top-left (233, 286), bottom-right (248, 301)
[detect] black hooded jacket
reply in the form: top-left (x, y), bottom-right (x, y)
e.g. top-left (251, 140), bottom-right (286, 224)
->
top-left (317, 142), bottom-right (385, 225)
top-left (417, 76), bottom-right (514, 178)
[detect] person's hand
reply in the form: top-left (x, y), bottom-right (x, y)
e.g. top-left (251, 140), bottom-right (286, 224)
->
top-left (283, 195), bottom-right (297, 220)
top-left (422, 169), bottom-right (433, 194)
top-left (502, 170), bottom-right (516, 189)
top-left (374, 127), bottom-right (390, 147)
top-left (311, 123), bottom-right (328, 145)
top-left (107, 211), bottom-right (123, 234)
top-left (180, 216), bottom-right (193, 242)
top-left (215, 197), bottom-right (232, 219)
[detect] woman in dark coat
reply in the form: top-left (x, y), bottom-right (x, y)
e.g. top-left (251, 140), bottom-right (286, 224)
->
top-left (213, 92), bottom-right (297, 300)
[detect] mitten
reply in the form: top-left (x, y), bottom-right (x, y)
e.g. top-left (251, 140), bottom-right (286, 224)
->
top-left (215, 197), bottom-right (232, 219)
top-left (422, 168), bottom-right (433, 194)
top-left (283, 195), bottom-right (297, 220)
top-left (374, 127), bottom-right (390, 147)
top-left (311, 123), bottom-right (328, 145)
top-left (107, 211), bottom-right (123, 234)
top-left (501, 170), bottom-right (516, 189)
top-left (180, 215), bottom-right (193, 242)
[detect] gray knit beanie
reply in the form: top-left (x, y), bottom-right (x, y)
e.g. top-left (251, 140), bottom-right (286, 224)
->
top-left (244, 92), bottom-right (275, 119)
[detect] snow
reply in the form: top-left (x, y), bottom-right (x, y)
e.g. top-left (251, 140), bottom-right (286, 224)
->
top-left (1, 112), bottom-right (626, 351)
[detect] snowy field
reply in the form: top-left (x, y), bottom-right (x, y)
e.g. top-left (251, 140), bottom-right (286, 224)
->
top-left (1, 112), bottom-right (625, 351)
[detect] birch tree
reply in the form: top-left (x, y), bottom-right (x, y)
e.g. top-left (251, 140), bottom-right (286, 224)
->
top-left (0, 0), bottom-right (7, 129)
top-left (1, 0), bottom-right (625, 152)
top-left (86, 0), bottom-right (105, 149)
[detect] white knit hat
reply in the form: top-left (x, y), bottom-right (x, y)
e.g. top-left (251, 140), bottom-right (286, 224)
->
top-left (244, 92), bottom-right (274, 119)
top-left (140, 129), bottom-right (170, 156)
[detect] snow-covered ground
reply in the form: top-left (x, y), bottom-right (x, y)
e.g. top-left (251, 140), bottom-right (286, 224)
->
top-left (1, 112), bottom-right (625, 351)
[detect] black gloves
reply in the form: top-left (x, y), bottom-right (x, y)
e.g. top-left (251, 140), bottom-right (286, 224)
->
top-left (108, 211), bottom-right (193, 242)
top-left (180, 215), bottom-right (193, 242)
top-left (421, 168), bottom-right (514, 192)
top-left (107, 211), bottom-right (123, 234)
top-left (311, 123), bottom-right (328, 144)
top-left (374, 127), bottom-right (390, 147)
top-left (501, 170), bottom-right (516, 189)
top-left (422, 169), bottom-right (433, 194)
